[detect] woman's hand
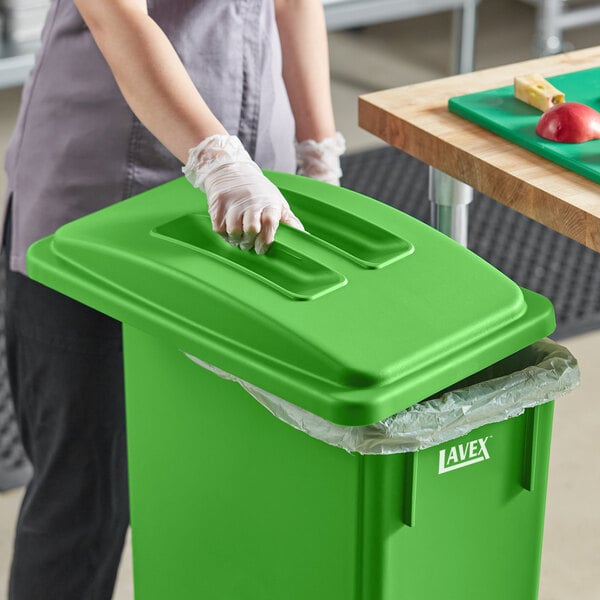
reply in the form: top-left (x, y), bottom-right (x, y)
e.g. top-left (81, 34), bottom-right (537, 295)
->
top-left (184, 135), bottom-right (304, 254)
top-left (296, 132), bottom-right (346, 186)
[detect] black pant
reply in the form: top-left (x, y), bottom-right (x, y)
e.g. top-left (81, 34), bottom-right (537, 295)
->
top-left (3, 206), bottom-right (129, 600)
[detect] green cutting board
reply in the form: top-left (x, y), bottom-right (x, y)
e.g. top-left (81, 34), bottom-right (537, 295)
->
top-left (448, 67), bottom-right (600, 184)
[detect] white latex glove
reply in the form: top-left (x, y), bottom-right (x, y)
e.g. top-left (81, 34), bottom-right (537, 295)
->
top-left (295, 132), bottom-right (346, 186)
top-left (183, 134), bottom-right (304, 254)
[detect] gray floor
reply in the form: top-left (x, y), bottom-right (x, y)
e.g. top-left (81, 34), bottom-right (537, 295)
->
top-left (1, 1), bottom-right (599, 598)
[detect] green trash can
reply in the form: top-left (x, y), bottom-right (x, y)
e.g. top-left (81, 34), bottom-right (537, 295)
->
top-left (26, 173), bottom-right (578, 600)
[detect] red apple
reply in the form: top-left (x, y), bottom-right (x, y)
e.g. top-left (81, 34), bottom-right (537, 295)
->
top-left (535, 101), bottom-right (600, 143)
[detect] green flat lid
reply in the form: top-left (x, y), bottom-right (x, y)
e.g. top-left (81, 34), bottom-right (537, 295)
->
top-left (27, 173), bottom-right (555, 426)
top-left (448, 67), bottom-right (600, 184)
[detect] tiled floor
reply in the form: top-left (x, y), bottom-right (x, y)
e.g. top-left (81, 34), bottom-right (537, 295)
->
top-left (1, 1), bottom-right (599, 598)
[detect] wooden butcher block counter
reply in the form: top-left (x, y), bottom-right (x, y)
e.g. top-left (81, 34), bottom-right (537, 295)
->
top-left (359, 46), bottom-right (600, 252)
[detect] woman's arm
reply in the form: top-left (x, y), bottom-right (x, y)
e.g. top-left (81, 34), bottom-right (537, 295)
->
top-left (274, 0), bottom-right (337, 143)
top-left (74, 0), bottom-right (227, 163)
top-left (74, 0), bottom-right (303, 253)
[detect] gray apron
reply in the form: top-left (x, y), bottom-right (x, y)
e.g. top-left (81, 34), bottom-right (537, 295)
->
top-left (3, 0), bottom-right (296, 275)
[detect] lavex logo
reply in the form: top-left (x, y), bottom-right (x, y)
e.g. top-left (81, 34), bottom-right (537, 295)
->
top-left (438, 436), bottom-right (491, 474)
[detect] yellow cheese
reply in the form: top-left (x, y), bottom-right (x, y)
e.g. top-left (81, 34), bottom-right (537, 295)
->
top-left (514, 74), bottom-right (565, 112)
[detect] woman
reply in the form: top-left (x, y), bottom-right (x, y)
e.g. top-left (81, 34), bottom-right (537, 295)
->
top-left (2, 1), bottom-right (344, 598)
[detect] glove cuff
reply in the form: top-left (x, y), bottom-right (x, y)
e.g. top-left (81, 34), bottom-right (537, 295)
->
top-left (182, 134), bottom-right (254, 191)
top-left (295, 132), bottom-right (346, 184)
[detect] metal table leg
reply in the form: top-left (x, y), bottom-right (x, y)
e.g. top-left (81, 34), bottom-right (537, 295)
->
top-left (534, 0), bottom-right (600, 57)
top-left (428, 167), bottom-right (474, 247)
top-left (535, 0), bottom-right (564, 56)
top-left (451, 0), bottom-right (479, 74)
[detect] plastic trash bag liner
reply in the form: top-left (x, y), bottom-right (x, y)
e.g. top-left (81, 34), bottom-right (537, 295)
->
top-left (185, 339), bottom-right (579, 455)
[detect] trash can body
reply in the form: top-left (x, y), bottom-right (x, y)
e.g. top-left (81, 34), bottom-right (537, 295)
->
top-left (124, 324), bottom-right (554, 600)
top-left (26, 173), bottom-right (561, 600)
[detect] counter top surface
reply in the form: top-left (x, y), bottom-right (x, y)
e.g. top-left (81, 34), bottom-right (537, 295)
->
top-left (359, 46), bottom-right (600, 251)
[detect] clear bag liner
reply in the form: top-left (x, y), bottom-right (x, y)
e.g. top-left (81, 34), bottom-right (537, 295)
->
top-left (185, 339), bottom-right (579, 455)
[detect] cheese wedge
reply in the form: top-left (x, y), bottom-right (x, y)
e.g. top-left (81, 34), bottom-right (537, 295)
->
top-left (514, 74), bottom-right (565, 112)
